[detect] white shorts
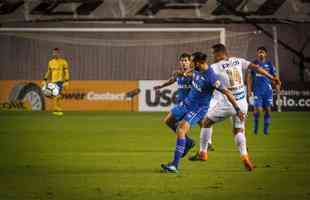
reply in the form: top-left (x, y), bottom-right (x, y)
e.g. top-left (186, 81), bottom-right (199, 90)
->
top-left (206, 98), bottom-right (248, 129)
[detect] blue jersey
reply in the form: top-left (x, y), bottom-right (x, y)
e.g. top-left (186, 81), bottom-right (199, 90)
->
top-left (251, 60), bottom-right (276, 95)
top-left (184, 67), bottom-right (222, 110)
top-left (176, 75), bottom-right (192, 103)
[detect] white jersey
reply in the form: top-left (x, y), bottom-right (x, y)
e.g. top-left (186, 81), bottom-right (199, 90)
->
top-left (211, 57), bottom-right (251, 102)
top-left (207, 57), bottom-right (251, 129)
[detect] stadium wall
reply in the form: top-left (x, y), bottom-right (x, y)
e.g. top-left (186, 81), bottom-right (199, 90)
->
top-left (0, 24), bottom-right (309, 82)
top-left (0, 24), bottom-right (309, 111)
top-left (0, 80), bottom-right (309, 112)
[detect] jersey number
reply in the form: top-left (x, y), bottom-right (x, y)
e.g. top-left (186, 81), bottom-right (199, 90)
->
top-left (226, 68), bottom-right (241, 87)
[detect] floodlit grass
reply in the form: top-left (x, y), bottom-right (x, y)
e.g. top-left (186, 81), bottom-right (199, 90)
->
top-left (0, 111), bottom-right (310, 200)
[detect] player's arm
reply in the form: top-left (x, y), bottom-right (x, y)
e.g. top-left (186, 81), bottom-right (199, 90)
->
top-left (217, 87), bottom-right (245, 121)
top-left (153, 72), bottom-right (177, 90)
top-left (271, 63), bottom-right (281, 94)
top-left (211, 77), bottom-right (245, 121)
top-left (248, 63), bottom-right (281, 87)
top-left (43, 63), bottom-right (51, 85)
top-left (246, 70), bottom-right (253, 102)
top-left (63, 60), bottom-right (70, 89)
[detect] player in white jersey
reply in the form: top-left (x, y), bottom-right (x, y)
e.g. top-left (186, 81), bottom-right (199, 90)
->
top-left (189, 44), bottom-right (281, 171)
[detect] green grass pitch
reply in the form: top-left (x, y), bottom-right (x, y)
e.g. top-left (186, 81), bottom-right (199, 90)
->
top-left (0, 111), bottom-right (310, 200)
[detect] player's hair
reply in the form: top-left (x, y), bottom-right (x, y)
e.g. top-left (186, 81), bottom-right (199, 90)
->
top-left (179, 53), bottom-right (191, 60)
top-left (53, 48), bottom-right (60, 51)
top-left (191, 52), bottom-right (207, 63)
top-left (257, 46), bottom-right (268, 53)
top-left (212, 43), bottom-right (227, 53)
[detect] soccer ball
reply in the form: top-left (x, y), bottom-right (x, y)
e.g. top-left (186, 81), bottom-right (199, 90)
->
top-left (42, 83), bottom-right (60, 97)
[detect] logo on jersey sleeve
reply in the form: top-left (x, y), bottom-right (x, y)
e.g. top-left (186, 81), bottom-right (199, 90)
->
top-left (214, 80), bottom-right (221, 89)
top-left (232, 60), bottom-right (240, 66)
top-left (222, 63), bottom-right (229, 69)
top-left (192, 74), bottom-right (203, 92)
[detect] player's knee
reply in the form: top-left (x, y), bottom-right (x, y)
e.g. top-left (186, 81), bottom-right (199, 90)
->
top-left (163, 117), bottom-right (169, 125)
top-left (177, 121), bottom-right (189, 136)
top-left (233, 128), bottom-right (244, 135)
top-left (178, 121), bottom-right (187, 130)
top-left (254, 108), bottom-right (261, 114)
top-left (264, 107), bottom-right (271, 114)
top-left (202, 117), bottom-right (213, 128)
top-left (163, 116), bottom-right (174, 127)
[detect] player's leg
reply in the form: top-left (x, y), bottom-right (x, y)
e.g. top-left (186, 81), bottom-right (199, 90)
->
top-left (189, 117), bottom-right (215, 161)
top-left (163, 112), bottom-right (179, 132)
top-left (161, 108), bottom-right (205, 172)
top-left (53, 95), bottom-right (62, 110)
top-left (263, 106), bottom-right (271, 135)
top-left (165, 106), bottom-right (195, 157)
top-left (262, 91), bottom-right (273, 135)
top-left (253, 107), bottom-right (262, 134)
top-left (161, 105), bottom-right (189, 173)
top-left (180, 107), bottom-right (210, 158)
top-left (233, 127), bottom-right (254, 171)
top-left (52, 96), bottom-right (63, 116)
top-left (172, 120), bottom-right (190, 166)
top-left (198, 121), bottom-right (214, 151)
top-left (203, 98), bottom-right (218, 150)
top-left (182, 135), bottom-right (195, 158)
top-left (232, 100), bottom-right (254, 171)
top-left (161, 120), bottom-right (190, 173)
top-left (189, 103), bottom-right (229, 161)
top-left (53, 82), bottom-right (64, 116)
top-left (253, 95), bottom-right (263, 134)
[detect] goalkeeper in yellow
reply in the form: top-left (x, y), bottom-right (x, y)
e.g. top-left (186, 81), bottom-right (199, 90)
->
top-left (43, 48), bottom-right (70, 116)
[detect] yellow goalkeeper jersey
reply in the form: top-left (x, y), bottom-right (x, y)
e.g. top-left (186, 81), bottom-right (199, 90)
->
top-left (45, 57), bottom-right (70, 83)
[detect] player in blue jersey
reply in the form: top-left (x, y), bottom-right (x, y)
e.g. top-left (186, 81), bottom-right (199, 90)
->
top-left (153, 53), bottom-right (192, 104)
top-left (247, 47), bottom-right (279, 135)
top-left (161, 52), bottom-right (245, 173)
top-left (154, 53), bottom-right (196, 158)
top-left (155, 53), bottom-right (215, 154)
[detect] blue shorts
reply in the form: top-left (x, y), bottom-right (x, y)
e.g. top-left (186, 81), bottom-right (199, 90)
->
top-left (171, 103), bottom-right (208, 126)
top-left (254, 90), bottom-right (273, 108)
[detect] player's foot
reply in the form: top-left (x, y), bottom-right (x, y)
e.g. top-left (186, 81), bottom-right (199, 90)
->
top-left (182, 137), bottom-right (195, 157)
top-left (161, 163), bottom-right (178, 173)
top-left (188, 151), bottom-right (208, 161)
top-left (53, 111), bottom-right (64, 116)
top-left (241, 155), bottom-right (255, 171)
top-left (208, 143), bottom-right (215, 151)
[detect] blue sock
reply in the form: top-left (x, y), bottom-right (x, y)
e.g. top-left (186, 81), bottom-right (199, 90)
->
top-left (172, 138), bottom-right (186, 168)
top-left (253, 112), bottom-right (259, 134)
top-left (264, 113), bottom-right (271, 135)
top-left (170, 123), bottom-right (191, 141)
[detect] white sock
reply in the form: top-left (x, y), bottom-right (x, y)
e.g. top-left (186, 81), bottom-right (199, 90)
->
top-left (200, 128), bottom-right (212, 152)
top-left (206, 127), bottom-right (213, 145)
top-left (234, 132), bottom-right (248, 156)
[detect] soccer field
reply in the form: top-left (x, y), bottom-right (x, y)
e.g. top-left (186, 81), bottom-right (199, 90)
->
top-left (0, 111), bottom-right (310, 200)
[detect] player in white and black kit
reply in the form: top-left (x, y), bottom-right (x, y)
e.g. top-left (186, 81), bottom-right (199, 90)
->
top-left (189, 44), bottom-right (281, 171)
